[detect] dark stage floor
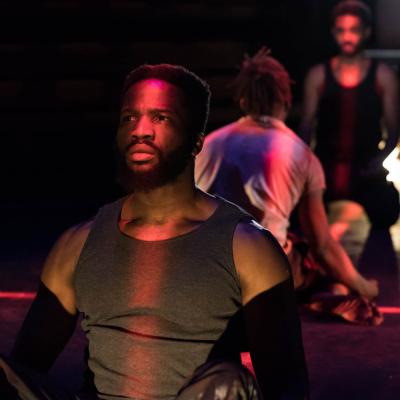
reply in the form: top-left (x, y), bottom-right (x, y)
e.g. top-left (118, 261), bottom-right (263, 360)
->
top-left (1, 201), bottom-right (399, 399)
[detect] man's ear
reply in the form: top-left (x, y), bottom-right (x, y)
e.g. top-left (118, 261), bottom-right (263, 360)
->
top-left (192, 133), bottom-right (205, 157)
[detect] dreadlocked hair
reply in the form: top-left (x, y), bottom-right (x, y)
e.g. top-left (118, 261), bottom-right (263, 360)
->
top-left (232, 46), bottom-right (292, 117)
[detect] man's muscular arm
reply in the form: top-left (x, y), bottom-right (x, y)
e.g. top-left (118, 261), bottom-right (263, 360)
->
top-left (379, 62), bottom-right (399, 154)
top-left (10, 221), bottom-right (92, 373)
top-left (234, 221), bottom-right (309, 399)
top-left (40, 221), bottom-right (92, 314)
top-left (362, 63), bottom-right (399, 177)
top-left (299, 64), bottom-right (325, 145)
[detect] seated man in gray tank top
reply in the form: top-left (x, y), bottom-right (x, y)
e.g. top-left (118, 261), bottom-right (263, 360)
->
top-left (1, 64), bottom-right (308, 399)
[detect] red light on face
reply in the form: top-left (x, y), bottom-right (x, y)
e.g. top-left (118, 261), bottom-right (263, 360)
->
top-left (146, 79), bottom-right (167, 89)
top-left (333, 15), bottom-right (366, 57)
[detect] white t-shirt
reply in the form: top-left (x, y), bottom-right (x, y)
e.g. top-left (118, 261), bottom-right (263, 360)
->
top-left (195, 116), bottom-right (326, 245)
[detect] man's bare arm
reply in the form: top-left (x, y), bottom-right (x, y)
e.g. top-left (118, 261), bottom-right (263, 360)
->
top-left (298, 190), bottom-right (378, 299)
top-left (378, 62), bottom-right (399, 153)
top-left (41, 221), bottom-right (92, 314)
top-left (234, 221), bottom-right (308, 399)
top-left (234, 221), bottom-right (290, 304)
top-left (299, 64), bottom-right (325, 145)
top-left (10, 221), bottom-right (92, 372)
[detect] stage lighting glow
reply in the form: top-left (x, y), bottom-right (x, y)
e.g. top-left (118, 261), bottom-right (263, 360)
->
top-left (383, 145), bottom-right (400, 182)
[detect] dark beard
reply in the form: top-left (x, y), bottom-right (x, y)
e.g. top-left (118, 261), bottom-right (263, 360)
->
top-left (115, 139), bottom-right (193, 193)
top-left (339, 41), bottom-right (364, 57)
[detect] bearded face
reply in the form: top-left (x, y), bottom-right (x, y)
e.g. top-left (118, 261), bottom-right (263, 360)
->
top-left (115, 135), bottom-right (193, 192)
top-left (333, 14), bottom-right (370, 57)
top-left (115, 79), bottom-right (195, 192)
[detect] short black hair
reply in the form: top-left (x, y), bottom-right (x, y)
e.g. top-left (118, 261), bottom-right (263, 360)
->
top-left (331, 0), bottom-right (372, 28)
top-left (232, 47), bottom-right (292, 117)
top-left (121, 64), bottom-right (211, 147)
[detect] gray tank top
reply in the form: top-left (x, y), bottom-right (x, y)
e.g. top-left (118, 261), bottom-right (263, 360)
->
top-left (74, 196), bottom-right (250, 399)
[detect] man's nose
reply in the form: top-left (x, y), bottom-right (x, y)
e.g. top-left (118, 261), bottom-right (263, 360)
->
top-left (132, 116), bottom-right (154, 141)
top-left (342, 30), bottom-right (353, 40)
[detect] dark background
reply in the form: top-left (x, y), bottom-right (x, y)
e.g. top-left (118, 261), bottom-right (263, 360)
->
top-left (0, 0), bottom-right (381, 241)
top-left (2, 5), bottom-right (400, 399)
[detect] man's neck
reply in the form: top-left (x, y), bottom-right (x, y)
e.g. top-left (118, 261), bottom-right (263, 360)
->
top-left (131, 186), bottom-right (197, 220)
top-left (337, 51), bottom-right (367, 65)
top-left (249, 106), bottom-right (287, 123)
top-left (123, 173), bottom-right (196, 217)
top-left (119, 170), bottom-right (218, 241)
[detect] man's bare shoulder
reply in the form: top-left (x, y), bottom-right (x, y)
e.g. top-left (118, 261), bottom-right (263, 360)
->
top-left (234, 219), bottom-right (277, 247)
top-left (377, 62), bottom-right (398, 86)
top-left (233, 220), bottom-right (288, 267)
top-left (233, 220), bottom-right (290, 305)
top-left (52, 220), bottom-right (93, 259)
top-left (41, 221), bottom-right (93, 293)
top-left (305, 63), bottom-right (325, 86)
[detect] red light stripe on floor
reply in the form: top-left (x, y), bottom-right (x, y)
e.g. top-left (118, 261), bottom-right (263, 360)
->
top-left (378, 306), bottom-right (400, 314)
top-left (0, 291), bottom-right (36, 299)
top-left (1, 292), bottom-right (400, 315)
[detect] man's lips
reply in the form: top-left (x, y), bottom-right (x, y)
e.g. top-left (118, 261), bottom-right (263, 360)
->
top-left (127, 144), bottom-right (157, 161)
top-left (342, 43), bottom-right (355, 49)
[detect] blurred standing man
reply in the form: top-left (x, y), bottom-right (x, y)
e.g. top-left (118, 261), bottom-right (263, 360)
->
top-left (300, 0), bottom-right (399, 228)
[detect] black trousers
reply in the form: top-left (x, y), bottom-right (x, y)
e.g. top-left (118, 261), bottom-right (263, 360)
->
top-left (0, 357), bottom-right (262, 400)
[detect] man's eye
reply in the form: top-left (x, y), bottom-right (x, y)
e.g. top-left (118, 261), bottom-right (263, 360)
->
top-left (121, 115), bottom-right (136, 123)
top-left (153, 114), bottom-right (169, 122)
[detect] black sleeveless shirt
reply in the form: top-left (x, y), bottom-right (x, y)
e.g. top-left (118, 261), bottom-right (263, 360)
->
top-left (315, 59), bottom-right (383, 168)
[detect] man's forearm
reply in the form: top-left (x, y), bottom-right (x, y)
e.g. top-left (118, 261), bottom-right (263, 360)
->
top-left (244, 280), bottom-right (309, 399)
top-left (313, 237), bottom-right (368, 295)
top-left (11, 281), bottom-right (78, 373)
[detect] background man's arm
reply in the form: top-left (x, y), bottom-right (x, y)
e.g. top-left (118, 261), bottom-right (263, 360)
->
top-left (378, 62), bottom-right (399, 154)
top-left (299, 64), bottom-right (324, 145)
top-left (298, 190), bottom-right (378, 300)
top-left (234, 221), bottom-right (309, 399)
top-left (10, 221), bottom-right (92, 373)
